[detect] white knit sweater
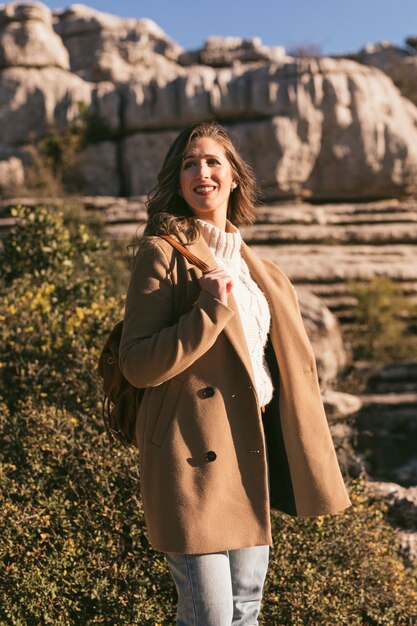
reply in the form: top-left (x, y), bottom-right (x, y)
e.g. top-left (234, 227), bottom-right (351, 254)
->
top-left (196, 218), bottom-right (274, 408)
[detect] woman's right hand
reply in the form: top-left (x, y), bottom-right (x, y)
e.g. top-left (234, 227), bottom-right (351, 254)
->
top-left (199, 268), bottom-right (233, 306)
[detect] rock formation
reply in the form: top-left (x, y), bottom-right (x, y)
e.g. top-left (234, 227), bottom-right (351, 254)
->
top-left (2, 2), bottom-right (417, 201)
top-left (367, 481), bottom-right (417, 564)
top-left (345, 41), bottom-right (417, 107)
top-left (0, 2), bottom-right (69, 69)
top-left (179, 36), bottom-right (287, 67)
top-left (121, 60), bottom-right (417, 200)
top-left (355, 363), bottom-right (417, 486)
top-left (54, 3), bottom-right (183, 82)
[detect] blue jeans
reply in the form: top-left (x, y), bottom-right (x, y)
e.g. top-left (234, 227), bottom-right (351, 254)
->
top-left (165, 545), bottom-right (269, 625)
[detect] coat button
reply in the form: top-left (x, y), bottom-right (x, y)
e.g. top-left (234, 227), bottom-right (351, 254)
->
top-left (202, 386), bottom-right (215, 398)
top-left (206, 451), bottom-right (217, 462)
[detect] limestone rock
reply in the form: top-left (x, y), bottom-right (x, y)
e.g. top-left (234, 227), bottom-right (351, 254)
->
top-left (54, 4), bottom-right (183, 82)
top-left (2, 3), bottom-right (417, 204)
top-left (179, 36), bottom-right (287, 67)
top-left (70, 141), bottom-right (120, 196)
top-left (322, 390), bottom-right (363, 422)
top-left (366, 362), bottom-right (417, 394)
top-left (296, 287), bottom-right (347, 388)
top-left (227, 60), bottom-right (417, 200)
top-left (121, 130), bottom-right (179, 197)
top-left (0, 148), bottom-right (25, 196)
top-left (357, 392), bottom-right (417, 434)
top-left (367, 480), bottom-right (417, 563)
top-left (0, 1), bottom-right (51, 24)
top-left (392, 459), bottom-right (417, 485)
top-left (125, 66), bottom-right (215, 131)
top-left (0, 2), bottom-right (69, 70)
top-left (355, 372), bottom-right (417, 487)
top-left (348, 41), bottom-right (417, 106)
top-left (93, 81), bottom-right (121, 132)
top-left (349, 41), bottom-right (411, 70)
top-left (0, 67), bottom-right (93, 144)
top-left (123, 58), bottom-right (417, 200)
top-left (317, 388), bottom-right (364, 478)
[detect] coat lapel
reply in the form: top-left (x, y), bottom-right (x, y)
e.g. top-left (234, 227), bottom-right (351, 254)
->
top-left (177, 226), bottom-right (258, 395)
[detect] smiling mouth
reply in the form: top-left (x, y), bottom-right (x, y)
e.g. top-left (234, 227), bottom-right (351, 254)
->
top-left (194, 185), bottom-right (216, 195)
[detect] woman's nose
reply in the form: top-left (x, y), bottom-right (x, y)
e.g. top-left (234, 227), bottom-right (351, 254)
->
top-left (196, 161), bottom-right (210, 178)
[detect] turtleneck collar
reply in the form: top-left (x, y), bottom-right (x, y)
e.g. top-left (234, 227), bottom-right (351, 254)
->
top-left (196, 218), bottom-right (242, 261)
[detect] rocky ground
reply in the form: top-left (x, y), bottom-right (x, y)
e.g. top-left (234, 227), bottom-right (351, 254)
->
top-left (3, 194), bottom-right (416, 323)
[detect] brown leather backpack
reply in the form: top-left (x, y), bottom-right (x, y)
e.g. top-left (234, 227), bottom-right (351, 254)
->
top-left (97, 234), bottom-right (211, 447)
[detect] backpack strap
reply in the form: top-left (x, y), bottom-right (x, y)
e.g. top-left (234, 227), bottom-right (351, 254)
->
top-left (159, 234), bottom-right (212, 274)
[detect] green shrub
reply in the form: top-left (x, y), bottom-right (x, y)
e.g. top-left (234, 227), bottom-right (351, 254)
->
top-left (20, 102), bottom-right (113, 196)
top-left (0, 399), bottom-right (176, 625)
top-left (0, 399), bottom-right (416, 625)
top-left (0, 206), bottom-right (122, 412)
top-left (263, 478), bottom-right (417, 625)
top-left (39, 103), bottom-right (113, 187)
top-left (347, 278), bottom-right (417, 363)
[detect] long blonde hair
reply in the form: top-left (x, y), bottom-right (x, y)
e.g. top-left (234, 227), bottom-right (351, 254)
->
top-left (143, 121), bottom-right (258, 243)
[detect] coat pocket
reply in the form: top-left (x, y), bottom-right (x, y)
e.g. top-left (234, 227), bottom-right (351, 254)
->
top-left (151, 378), bottom-right (184, 447)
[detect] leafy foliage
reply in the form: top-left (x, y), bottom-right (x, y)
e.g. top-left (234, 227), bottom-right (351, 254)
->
top-left (264, 478), bottom-right (417, 625)
top-left (0, 205), bottom-right (122, 413)
top-left (20, 102), bottom-right (113, 196)
top-left (348, 278), bottom-right (417, 363)
top-left (0, 205), bottom-right (416, 625)
top-left (0, 399), bottom-right (175, 626)
top-left (40, 103), bottom-right (113, 183)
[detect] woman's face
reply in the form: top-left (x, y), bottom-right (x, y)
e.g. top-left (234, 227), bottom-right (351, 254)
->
top-left (179, 136), bottom-right (236, 226)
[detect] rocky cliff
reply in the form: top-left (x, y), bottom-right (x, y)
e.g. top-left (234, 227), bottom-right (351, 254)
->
top-left (2, 2), bottom-right (417, 201)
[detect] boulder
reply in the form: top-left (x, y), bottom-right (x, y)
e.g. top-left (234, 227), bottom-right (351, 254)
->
top-left (70, 141), bottom-right (120, 196)
top-left (367, 480), bottom-right (417, 564)
top-left (349, 365), bottom-right (417, 491)
top-left (228, 60), bottom-right (417, 200)
top-left (0, 2), bottom-right (69, 70)
top-left (0, 67), bottom-right (93, 145)
top-left (124, 66), bottom-right (215, 130)
top-left (347, 41), bottom-right (417, 106)
top-left (0, 1), bottom-right (50, 24)
top-left (322, 390), bottom-right (363, 422)
top-left (348, 41), bottom-right (411, 70)
top-left (318, 389), bottom-right (364, 479)
top-left (121, 130), bottom-right (179, 197)
top-left (0, 71), bottom-right (118, 143)
top-left (296, 287), bottom-right (347, 388)
top-left (179, 36), bottom-right (287, 67)
top-left (392, 459), bottom-right (417, 485)
top-left (54, 4), bottom-right (183, 82)
top-left (123, 58), bottom-right (417, 200)
top-left (93, 81), bottom-right (121, 132)
top-left (0, 147), bottom-right (25, 196)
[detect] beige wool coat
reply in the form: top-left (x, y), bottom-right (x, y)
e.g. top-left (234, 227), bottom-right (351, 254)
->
top-left (119, 222), bottom-right (352, 554)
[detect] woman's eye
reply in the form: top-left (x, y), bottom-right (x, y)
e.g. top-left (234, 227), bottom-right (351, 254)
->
top-left (183, 161), bottom-right (195, 169)
top-left (208, 159), bottom-right (220, 165)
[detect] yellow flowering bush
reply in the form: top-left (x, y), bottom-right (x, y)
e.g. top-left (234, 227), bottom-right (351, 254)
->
top-left (0, 205), bottom-right (122, 412)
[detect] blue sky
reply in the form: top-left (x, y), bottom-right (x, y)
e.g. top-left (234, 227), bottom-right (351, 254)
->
top-left (44, 0), bottom-right (417, 55)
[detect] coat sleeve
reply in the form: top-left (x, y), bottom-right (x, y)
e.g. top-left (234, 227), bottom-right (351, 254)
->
top-left (119, 239), bottom-right (235, 388)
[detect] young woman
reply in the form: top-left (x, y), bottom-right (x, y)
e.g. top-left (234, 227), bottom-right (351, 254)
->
top-left (119, 121), bottom-right (352, 625)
